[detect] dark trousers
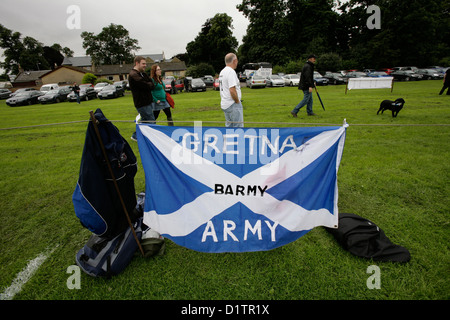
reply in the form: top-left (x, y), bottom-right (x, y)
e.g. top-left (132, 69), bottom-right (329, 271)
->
top-left (439, 83), bottom-right (450, 95)
top-left (154, 108), bottom-right (174, 126)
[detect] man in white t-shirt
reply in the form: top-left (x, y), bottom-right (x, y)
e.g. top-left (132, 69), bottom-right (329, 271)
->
top-left (219, 53), bottom-right (243, 127)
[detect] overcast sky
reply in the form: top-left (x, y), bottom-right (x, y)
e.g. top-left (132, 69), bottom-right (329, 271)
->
top-left (0, 0), bottom-right (249, 60)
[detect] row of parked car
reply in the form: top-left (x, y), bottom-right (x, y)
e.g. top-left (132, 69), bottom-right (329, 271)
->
top-left (2, 81), bottom-right (127, 107)
top-left (245, 72), bottom-right (331, 89)
top-left (243, 65), bottom-right (448, 89)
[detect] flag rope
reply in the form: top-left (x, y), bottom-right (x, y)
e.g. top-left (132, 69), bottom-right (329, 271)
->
top-left (0, 120), bottom-right (449, 130)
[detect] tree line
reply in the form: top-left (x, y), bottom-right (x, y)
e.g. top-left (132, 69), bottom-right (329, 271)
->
top-left (1, 0), bottom-right (448, 79)
top-left (187, 0), bottom-right (449, 73)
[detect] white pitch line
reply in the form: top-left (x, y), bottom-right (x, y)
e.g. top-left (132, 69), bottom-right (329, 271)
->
top-left (0, 246), bottom-right (57, 300)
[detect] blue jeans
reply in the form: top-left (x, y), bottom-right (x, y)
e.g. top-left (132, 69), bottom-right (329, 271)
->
top-left (292, 90), bottom-right (313, 115)
top-left (132, 104), bottom-right (155, 140)
top-left (223, 102), bottom-right (244, 127)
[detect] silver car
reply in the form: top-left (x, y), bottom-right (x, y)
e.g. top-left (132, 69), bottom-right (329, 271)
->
top-left (246, 75), bottom-right (267, 89)
top-left (266, 75), bottom-right (285, 87)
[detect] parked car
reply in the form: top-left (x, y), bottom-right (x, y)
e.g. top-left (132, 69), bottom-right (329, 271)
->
top-left (416, 69), bottom-right (444, 80)
top-left (381, 68), bottom-right (394, 75)
top-left (113, 80), bottom-right (128, 91)
top-left (38, 86), bottom-right (71, 104)
top-left (246, 75), bottom-right (267, 88)
top-left (201, 75), bottom-right (214, 87)
top-left (314, 71), bottom-right (329, 86)
top-left (283, 74), bottom-right (300, 86)
top-left (390, 70), bottom-right (423, 81)
top-left (40, 83), bottom-right (59, 92)
top-left (163, 79), bottom-right (173, 92)
top-left (9, 87), bottom-right (38, 98)
top-left (98, 85), bottom-right (125, 99)
top-left (68, 87), bottom-right (97, 101)
top-left (94, 82), bottom-right (109, 93)
top-left (0, 88), bottom-right (12, 99)
top-left (367, 71), bottom-right (390, 77)
top-left (6, 90), bottom-right (44, 106)
top-left (170, 79), bottom-right (183, 93)
top-left (344, 71), bottom-right (368, 78)
top-left (213, 78), bottom-right (220, 91)
top-left (323, 72), bottom-right (346, 85)
top-left (266, 74), bottom-right (285, 87)
top-left (190, 78), bottom-right (207, 92)
top-left (426, 66), bottom-right (446, 74)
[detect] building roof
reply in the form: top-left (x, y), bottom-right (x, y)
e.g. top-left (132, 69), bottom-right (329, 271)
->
top-left (140, 53), bottom-right (165, 62)
top-left (14, 70), bottom-right (52, 83)
top-left (62, 56), bottom-right (92, 67)
top-left (39, 65), bottom-right (91, 79)
top-left (94, 64), bottom-right (134, 76)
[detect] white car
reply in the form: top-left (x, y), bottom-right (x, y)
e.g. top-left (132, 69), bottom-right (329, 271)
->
top-left (94, 82), bottom-right (109, 93)
top-left (246, 75), bottom-right (267, 89)
top-left (40, 83), bottom-right (59, 92)
top-left (266, 75), bottom-right (285, 87)
top-left (283, 74), bottom-right (300, 86)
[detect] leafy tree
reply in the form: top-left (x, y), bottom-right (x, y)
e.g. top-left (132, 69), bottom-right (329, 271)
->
top-left (81, 23), bottom-right (140, 66)
top-left (337, 0), bottom-right (450, 68)
top-left (285, 0), bottom-right (339, 57)
top-left (237, 0), bottom-right (290, 66)
top-left (82, 73), bottom-right (97, 84)
top-left (0, 24), bottom-right (73, 74)
top-left (186, 63), bottom-right (216, 78)
top-left (186, 13), bottom-right (238, 73)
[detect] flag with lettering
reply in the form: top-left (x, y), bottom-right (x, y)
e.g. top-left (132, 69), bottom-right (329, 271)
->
top-left (136, 121), bottom-right (348, 253)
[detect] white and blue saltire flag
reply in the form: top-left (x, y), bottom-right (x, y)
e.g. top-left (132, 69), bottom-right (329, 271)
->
top-left (137, 121), bottom-right (348, 253)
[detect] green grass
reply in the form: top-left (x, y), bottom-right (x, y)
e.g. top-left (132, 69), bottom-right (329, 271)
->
top-left (0, 80), bottom-right (449, 301)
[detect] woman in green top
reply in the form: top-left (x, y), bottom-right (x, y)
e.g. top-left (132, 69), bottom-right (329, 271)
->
top-left (150, 64), bottom-right (174, 126)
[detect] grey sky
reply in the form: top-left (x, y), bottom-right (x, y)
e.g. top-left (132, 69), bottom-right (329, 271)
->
top-left (0, 0), bottom-right (249, 59)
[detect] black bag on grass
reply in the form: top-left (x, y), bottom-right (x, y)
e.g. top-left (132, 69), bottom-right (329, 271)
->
top-left (325, 212), bottom-right (410, 262)
top-left (76, 217), bottom-right (143, 278)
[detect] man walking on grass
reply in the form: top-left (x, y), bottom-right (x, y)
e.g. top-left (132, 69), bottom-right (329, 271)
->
top-left (291, 54), bottom-right (317, 117)
top-left (129, 56), bottom-right (155, 141)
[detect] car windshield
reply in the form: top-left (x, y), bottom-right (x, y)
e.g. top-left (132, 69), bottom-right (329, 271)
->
top-left (270, 75), bottom-right (281, 79)
top-left (371, 72), bottom-right (387, 76)
top-left (102, 85), bottom-right (115, 90)
top-left (192, 79), bottom-right (203, 84)
top-left (95, 83), bottom-right (107, 88)
top-left (15, 92), bottom-right (30, 97)
top-left (47, 89), bottom-right (59, 94)
top-left (289, 75), bottom-right (299, 79)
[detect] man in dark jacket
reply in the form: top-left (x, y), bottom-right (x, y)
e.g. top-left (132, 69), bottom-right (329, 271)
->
top-left (291, 54), bottom-right (317, 117)
top-left (439, 68), bottom-right (450, 95)
top-left (129, 56), bottom-right (155, 141)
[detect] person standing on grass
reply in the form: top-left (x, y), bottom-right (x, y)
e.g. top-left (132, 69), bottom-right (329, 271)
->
top-left (150, 65), bottom-right (174, 126)
top-left (72, 82), bottom-right (80, 104)
top-left (439, 68), bottom-right (450, 95)
top-left (129, 56), bottom-right (155, 141)
top-left (291, 54), bottom-right (317, 117)
top-left (219, 53), bottom-right (243, 127)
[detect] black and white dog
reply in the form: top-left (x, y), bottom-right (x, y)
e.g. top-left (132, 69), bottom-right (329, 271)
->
top-left (377, 98), bottom-right (405, 117)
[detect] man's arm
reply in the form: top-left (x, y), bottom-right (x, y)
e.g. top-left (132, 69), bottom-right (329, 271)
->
top-left (229, 86), bottom-right (240, 103)
top-left (129, 70), bottom-right (155, 91)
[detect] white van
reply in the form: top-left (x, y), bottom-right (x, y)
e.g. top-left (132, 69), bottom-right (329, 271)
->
top-left (40, 83), bottom-right (59, 92)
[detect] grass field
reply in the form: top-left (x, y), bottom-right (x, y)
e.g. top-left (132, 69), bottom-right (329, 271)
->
top-left (0, 80), bottom-right (448, 303)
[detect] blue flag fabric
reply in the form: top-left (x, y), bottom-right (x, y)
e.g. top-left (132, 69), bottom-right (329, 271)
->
top-left (137, 122), bottom-right (348, 253)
